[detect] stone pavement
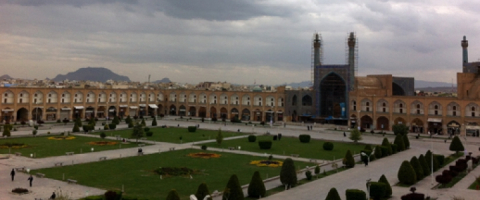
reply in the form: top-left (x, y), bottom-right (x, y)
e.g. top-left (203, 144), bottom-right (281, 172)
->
top-left (0, 118), bottom-right (479, 200)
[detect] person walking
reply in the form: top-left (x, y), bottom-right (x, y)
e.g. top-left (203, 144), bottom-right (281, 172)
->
top-left (343, 132), bottom-right (346, 137)
top-left (27, 175), bottom-right (33, 187)
top-left (10, 169), bottom-right (15, 181)
top-left (49, 192), bottom-right (56, 199)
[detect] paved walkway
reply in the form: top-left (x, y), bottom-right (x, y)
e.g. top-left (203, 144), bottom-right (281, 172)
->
top-left (0, 118), bottom-right (479, 200)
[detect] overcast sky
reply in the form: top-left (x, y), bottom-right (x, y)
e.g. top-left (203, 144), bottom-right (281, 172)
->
top-left (1, 0), bottom-right (479, 85)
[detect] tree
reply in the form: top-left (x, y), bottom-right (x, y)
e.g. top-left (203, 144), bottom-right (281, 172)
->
top-left (280, 158), bottom-right (297, 189)
top-left (381, 138), bottom-right (392, 155)
top-left (418, 154), bottom-right (430, 176)
top-left (100, 132), bottom-right (106, 139)
top-left (152, 117), bottom-right (157, 126)
top-left (195, 183), bottom-right (211, 200)
top-left (349, 129), bottom-right (362, 143)
top-left (223, 174), bottom-right (244, 200)
top-left (325, 188), bottom-right (341, 200)
top-left (125, 115), bottom-right (132, 124)
top-left (425, 150), bottom-right (439, 171)
top-left (410, 156), bottom-right (424, 180)
top-left (248, 171), bottom-right (266, 198)
top-left (104, 124), bottom-right (109, 130)
top-left (392, 124), bottom-right (409, 135)
top-left (374, 145), bottom-right (383, 158)
top-left (141, 119), bottom-right (146, 126)
top-left (216, 129), bottom-right (223, 145)
top-left (74, 117), bottom-right (82, 127)
top-left (112, 116), bottom-right (120, 125)
top-left (343, 150), bottom-right (355, 168)
top-left (131, 124), bottom-right (144, 142)
top-left (397, 160), bottom-right (417, 185)
top-left (449, 136), bottom-right (465, 154)
top-left (2, 126), bottom-right (11, 137)
top-left (314, 166), bottom-right (320, 178)
top-left (166, 189), bottom-right (180, 200)
top-left (403, 134), bottom-right (410, 149)
top-left (72, 124), bottom-right (80, 133)
top-left (394, 134), bottom-right (405, 151)
top-left (128, 120), bottom-right (134, 128)
top-left (378, 174), bottom-right (392, 198)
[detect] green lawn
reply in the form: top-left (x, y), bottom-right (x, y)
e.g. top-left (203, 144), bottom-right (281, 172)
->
top-left (202, 135), bottom-right (367, 160)
top-left (0, 135), bottom-right (146, 158)
top-left (93, 127), bottom-right (245, 144)
top-left (32, 149), bottom-right (310, 200)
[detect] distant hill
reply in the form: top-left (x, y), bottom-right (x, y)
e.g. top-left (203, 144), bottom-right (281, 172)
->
top-left (0, 74), bottom-right (13, 80)
top-left (284, 81), bottom-right (311, 88)
top-left (414, 80), bottom-right (454, 88)
top-left (52, 67), bottom-right (130, 82)
top-left (153, 78), bottom-right (171, 83)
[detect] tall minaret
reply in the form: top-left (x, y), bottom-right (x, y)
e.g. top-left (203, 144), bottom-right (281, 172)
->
top-left (313, 33), bottom-right (321, 67)
top-left (347, 32), bottom-right (356, 91)
top-left (462, 36), bottom-right (468, 65)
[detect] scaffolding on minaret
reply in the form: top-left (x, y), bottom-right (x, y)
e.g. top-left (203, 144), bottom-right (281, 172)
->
top-left (345, 32), bottom-right (358, 91)
top-left (311, 32), bottom-right (323, 87)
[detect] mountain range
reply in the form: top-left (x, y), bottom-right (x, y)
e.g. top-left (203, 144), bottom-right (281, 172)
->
top-left (284, 80), bottom-right (455, 89)
top-left (52, 67), bottom-right (130, 82)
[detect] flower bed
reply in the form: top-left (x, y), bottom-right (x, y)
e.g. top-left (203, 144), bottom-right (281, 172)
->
top-left (11, 188), bottom-right (29, 194)
top-left (154, 167), bottom-right (198, 177)
top-left (250, 160), bottom-right (283, 167)
top-left (0, 142), bottom-right (27, 149)
top-left (88, 141), bottom-right (118, 146)
top-left (187, 152), bottom-right (221, 159)
top-left (48, 136), bottom-right (76, 140)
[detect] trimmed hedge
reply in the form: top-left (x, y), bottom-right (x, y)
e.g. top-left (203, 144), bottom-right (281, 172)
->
top-left (343, 150), bottom-right (355, 168)
top-left (345, 189), bottom-right (366, 200)
top-left (434, 154), bottom-right (445, 166)
top-left (188, 126), bottom-right (197, 132)
top-left (391, 144), bottom-right (398, 154)
top-left (397, 161), bottom-right (417, 185)
top-left (374, 145), bottom-right (383, 158)
top-left (146, 131), bottom-right (153, 137)
top-left (248, 135), bottom-right (257, 142)
top-left (258, 141), bottom-right (272, 149)
top-left (380, 146), bottom-right (389, 157)
top-left (299, 134), bottom-right (311, 143)
top-left (323, 142), bottom-right (334, 151)
top-left (108, 123), bottom-right (116, 130)
top-left (369, 182), bottom-right (386, 200)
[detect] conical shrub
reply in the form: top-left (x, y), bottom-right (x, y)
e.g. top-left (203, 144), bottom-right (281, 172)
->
top-left (394, 134), bottom-right (405, 151)
top-left (403, 134), bottom-right (410, 149)
top-left (374, 145), bottom-right (383, 159)
top-left (223, 174), bottom-right (244, 200)
top-left (410, 156), bottom-right (424, 180)
top-left (195, 183), bottom-right (211, 200)
top-left (378, 174), bottom-right (392, 198)
top-left (381, 138), bottom-right (392, 155)
top-left (449, 136), bottom-right (465, 154)
top-left (343, 150), bottom-right (355, 168)
top-left (325, 187), bottom-right (341, 200)
top-left (418, 154), bottom-right (430, 176)
top-left (247, 171), bottom-right (266, 198)
top-left (280, 158), bottom-right (297, 188)
top-left (425, 150), bottom-right (439, 172)
top-left (397, 160), bottom-right (417, 185)
top-left (166, 189), bottom-right (180, 200)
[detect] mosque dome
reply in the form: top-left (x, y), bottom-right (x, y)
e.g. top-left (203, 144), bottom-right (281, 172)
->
top-left (252, 86), bottom-right (262, 92)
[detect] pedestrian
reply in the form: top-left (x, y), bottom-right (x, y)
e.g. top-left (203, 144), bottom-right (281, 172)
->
top-left (364, 158), bottom-right (369, 166)
top-left (310, 126), bottom-right (313, 130)
top-left (283, 123), bottom-right (286, 128)
top-left (27, 175), bottom-right (33, 187)
top-left (50, 192), bottom-right (56, 199)
top-left (10, 169), bottom-right (15, 181)
top-left (343, 132), bottom-right (346, 137)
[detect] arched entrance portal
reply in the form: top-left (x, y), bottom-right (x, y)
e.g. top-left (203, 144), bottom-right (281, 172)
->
top-left (32, 107), bottom-right (43, 121)
top-left (427, 118), bottom-right (443, 135)
top-left (320, 73), bottom-right (346, 118)
top-left (350, 114), bottom-right (357, 128)
top-left (292, 110), bottom-right (297, 122)
top-left (220, 107), bottom-right (228, 120)
top-left (254, 109), bottom-right (262, 121)
top-left (45, 107), bottom-right (56, 121)
top-left (108, 106), bottom-right (116, 118)
top-left (360, 115), bottom-right (373, 130)
top-left (86, 107), bottom-right (95, 119)
top-left (242, 109), bottom-right (250, 121)
top-left (210, 107), bottom-right (217, 118)
top-left (376, 116), bottom-right (389, 131)
top-left (411, 118), bottom-right (424, 133)
top-left (169, 105), bottom-right (177, 116)
top-left (230, 108), bottom-right (239, 120)
top-left (97, 106), bottom-right (106, 118)
top-left (179, 105), bottom-right (186, 116)
top-left (189, 107), bottom-right (196, 117)
top-left (265, 110), bottom-right (274, 122)
top-left (447, 121), bottom-right (461, 135)
top-left (394, 117), bottom-right (406, 125)
top-left (16, 108), bottom-right (28, 122)
top-left (199, 107), bottom-right (206, 118)
top-left (157, 104), bottom-right (163, 116)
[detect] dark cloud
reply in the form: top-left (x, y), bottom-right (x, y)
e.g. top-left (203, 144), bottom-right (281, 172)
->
top-left (0, 0), bottom-right (138, 7)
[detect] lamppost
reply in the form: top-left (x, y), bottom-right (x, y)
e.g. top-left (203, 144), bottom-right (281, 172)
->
top-left (366, 178), bottom-right (371, 200)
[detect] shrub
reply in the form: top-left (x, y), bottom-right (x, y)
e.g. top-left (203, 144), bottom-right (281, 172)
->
top-left (258, 141), bottom-right (272, 149)
top-left (425, 150), bottom-right (439, 171)
top-left (418, 154), bottom-right (430, 176)
top-left (100, 132), bottom-right (106, 139)
top-left (391, 144), bottom-right (398, 154)
top-left (188, 126), bottom-right (197, 132)
top-left (410, 156), bottom-right (424, 180)
top-left (144, 127), bottom-right (150, 132)
top-left (305, 170), bottom-right (313, 180)
top-left (401, 192), bottom-right (425, 200)
top-left (397, 160), bottom-right (417, 185)
top-left (248, 171), bottom-right (266, 198)
top-left (325, 188), bottom-right (341, 200)
top-left (32, 130), bottom-right (37, 136)
top-left (57, 119), bottom-right (61, 123)
top-left (128, 120), bottom-right (134, 128)
top-left (394, 134), bottom-right (405, 151)
top-left (299, 134), bottom-right (311, 143)
top-left (374, 145), bottom-right (383, 159)
top-left (345, 189), bottom-right (366, 200)
top-left (223, 174), bottom-right (244, 200)
top-left (380, 146), bottom-right (389, 157)
top-left (364, 144), bottom-right (372, 151)
top-left (434, 154), bottom-right (445, 166)
top-left (323, 142), bottom-right (334, 151)
top-left (201, 145), bottom-right (207, 150)
top-left (393, 124), bottom-right (409, 135)
top-left (280, 158), bottom-right (297, 189)
top-left (314, 166), bottom-right (320, 176)
top-left (369, 182), bottom-right (386, 200)
top-left (349, 129), bottom-right (362, 143)
top-left (343, 150), bottom-right (355, 168)
top-left (166, 189), bottom-right (180, 200)
top-left (104, 124), bottom-right (109, 130)
top-left (216, 129), bottom-right (223, 145)
top-left (141, 119), bottom-right (146, 126)
top-left (72, 124), bottom-right (80, 133)
top-left (436, 174), bottom-right (452, 185)
top-left (248, 135), bottom-right (257, 142)
top-left (108, 123), bottom-right (116, 130)
top-left (104, 190), bottom-right (121, 200)
top-left (195, 183), bottom-right (211, 200)
top-left (403, 134), bottom-right (410, 149)
top-left (146, 131), bottom-right (153, 137)
top-left (378, 174), bottom-right (392, 198)
top-left (152, 117), bottom-right (157, 126)
top-left (381, 138), bottom-right (392, 155)
top-left (449, 136), bottom-right (465, 154)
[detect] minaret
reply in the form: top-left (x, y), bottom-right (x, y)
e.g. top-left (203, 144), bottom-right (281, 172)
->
top-left (347, 32), bottom-right (356, 91)
top-left (313, 33), bottom-right (321, 67)
top-left (462, 36), bottom-right (468, 65)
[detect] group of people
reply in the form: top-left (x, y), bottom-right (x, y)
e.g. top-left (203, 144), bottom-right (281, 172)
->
top-left (11, 169), bottom-right (56, 199)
